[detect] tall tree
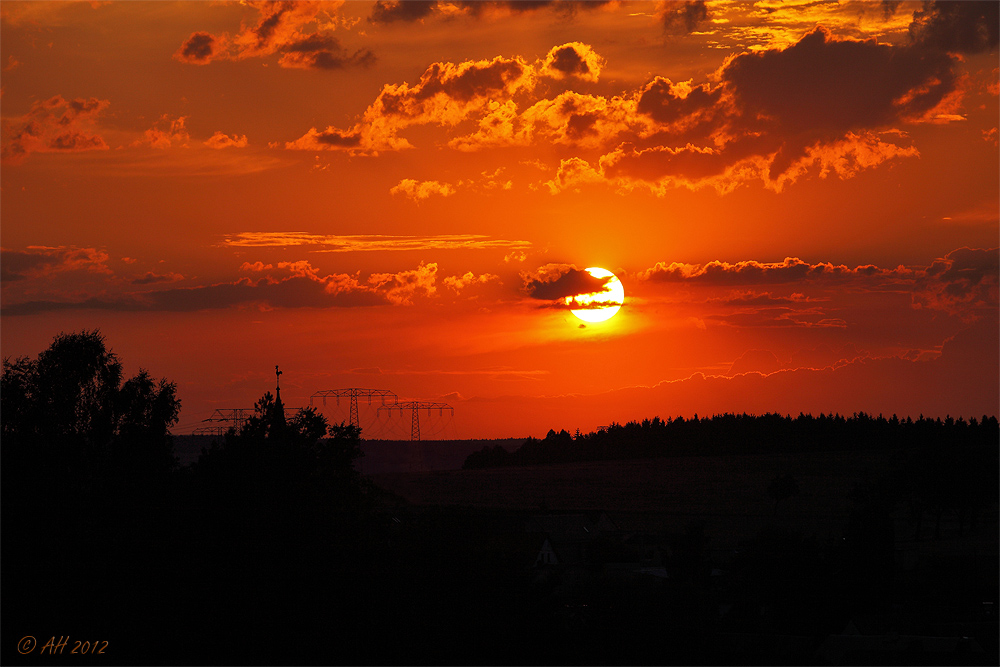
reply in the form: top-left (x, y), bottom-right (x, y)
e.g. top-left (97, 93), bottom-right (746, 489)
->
top-left (1, 330), bottom-right (180, 479)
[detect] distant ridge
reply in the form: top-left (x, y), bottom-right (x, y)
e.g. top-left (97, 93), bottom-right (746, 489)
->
top-left (463, 412), bottom-right (999, 469)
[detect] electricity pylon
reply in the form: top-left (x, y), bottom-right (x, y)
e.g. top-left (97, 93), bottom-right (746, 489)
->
top-left (310, 389), bottom-right (398, 429)
top-left (377, 401), bottom-right (453, 441)
top-left (197, 408), bottom-right (254, 434)
top-left (193, 405), bottom-right (299, 436)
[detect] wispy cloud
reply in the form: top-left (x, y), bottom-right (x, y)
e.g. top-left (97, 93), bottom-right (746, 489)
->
top-left (221, 232), bottom-right (531, 252)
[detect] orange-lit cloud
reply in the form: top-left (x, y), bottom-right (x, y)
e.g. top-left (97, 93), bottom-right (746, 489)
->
top-left (915, 246), bottom-right (999, 316)
top-left (540, 42), bottom-right (605, 82)
top-left (204, 131), bottom-right (248, 149)
top-left (1, 95), bottom-right (110, 164)
top-left (0, 245), bottom-right (111, 282)
top-left (174, 1), bottom-right (374, 70)
top-left (522, 264), bottom-right (612, 301)
top-left (133, 115), bottom-right (190, 149)
top-left (2, 261), bottom-right (384, 315)
top-left (173, 32), bottom-right (224, 65)
top-left (368, 1), bottom-right (614, 24)
top-left (369, 261), bottom-right (438, 305)
top-left (131, 271), bottom-right (185, 285)
top-left (443, 271), bottom-right (499, 292)
top-left (285, 22), bottom-right (986, 194)
top-left (390, 178), bottom-right (456, 201)
top-left (287, 43), bottom-right (611, 154)
top-left (658, 1), bottom-right (710, 35)
top-left (287, 52), bottom-right (536, 153)
top-left (368, 1), bottom-right (437, 24)
top-left (222, 232), bottom-right (530, 252)
top-left (637, 256), bottom-right (908, 285)
top-left (908, 1), bottom-right (999, 54)
top-left (636, 248), bottom-right (999, 323)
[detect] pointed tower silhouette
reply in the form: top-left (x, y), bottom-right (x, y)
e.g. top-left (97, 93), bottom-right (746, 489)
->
top-left (272, 365), bottom-right (286, 429)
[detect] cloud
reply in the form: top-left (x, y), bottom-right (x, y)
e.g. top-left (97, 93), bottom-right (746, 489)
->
top-left (275, 35), bottom-right (376, 70)
top-left (635, 76), bottom-right (725, 134)
top-left (173, 31), bottom-right (223, 65)
top-left (132, 115), bottom-right (190, 149)
top-left (522, 264), bottom-right (612, 301)
top-left (221, 232), bottom-right (530, 252)
top-left (2, 262), bottom-right (384, 315)
top-left (369, 0), bottom-right (437, 24)
top-left (451, 88), bottom-right (638, 153)
top-left (288, 52), bottom-right (534, 153)
top-left (706, 306), bottom-right (846, 329)
top-left (540, 42), bottom-right (604, 82)
top-left (367, 1), bottom-right (612, 23)
top-left (719, 26), bottom-right (954, 177)
top-left (175, 1), bottom-right (374, 71)
top-left (504, 251), bottom-right (527, 263)
top-left (239, 261), bottom-right (274, 272)
top-left (390, 178), bottom-right (456, 201)
top-left (549, 26), bottom-right (954, 193)
top-left (637, 256), bottom-right (911, 286)
top-left (144, 271), bottom-right (382, 311)
top-left (284, 127), bottom-right (365, 151)
top-left (295, 21), bottom-right (979, 191)
top-left (289, 43), bottom-right (607, 154)
top-left (917, 247), bottom-right (999, 315)
top-left (1, 95), bottom-right (110, 164)
top-left (204, 131), bottom-right (248, 149)
top-left (130, 271), bottom-right (184, 285)
top-left (507, 27), bottom-right (975, 195)
top-left (658, 1), bottom-right (710, 35)
top-left (727, 349), bottom-right (782, 376)
top-left (1, 258), bottom-right (471, 315)
top-left (908, 0), bottom-right (999, 54)
top-left (443, 271), bottom-right (499, 292)
top-left (544, 157), bottom-right (606, 193)
top-left (637, 248), bottom-right (999, 322)
top-left (368, 261), bottom-right (438, 305)
top-left (0, 246), bottom-right (111, 282)
top-left (717, 291), bottom-right (815, 306)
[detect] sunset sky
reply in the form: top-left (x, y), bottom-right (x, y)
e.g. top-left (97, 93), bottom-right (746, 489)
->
top-left (2, 0), bottom-right (997, 439)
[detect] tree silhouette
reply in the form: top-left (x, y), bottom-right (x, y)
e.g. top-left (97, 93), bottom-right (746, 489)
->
top-left (2, 329), bottom-right (180, 479)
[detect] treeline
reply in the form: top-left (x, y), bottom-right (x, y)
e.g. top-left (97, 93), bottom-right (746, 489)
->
top-left (464, 412), bottom-right (1000, 469)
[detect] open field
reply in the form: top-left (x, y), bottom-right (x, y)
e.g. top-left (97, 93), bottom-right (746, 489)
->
top-left (172, 435), bottom-right (526, 472)
top-left (372, 449), bottom-right (998, 552)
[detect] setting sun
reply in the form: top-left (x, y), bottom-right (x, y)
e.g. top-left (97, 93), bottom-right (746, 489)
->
top-left (567, 267), bottom-right (625, 323)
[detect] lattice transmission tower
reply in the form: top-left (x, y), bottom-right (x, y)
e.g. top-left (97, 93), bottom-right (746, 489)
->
top-left (377, 401), bottom-right (454, 441)
top-left (193, 408), bottom-right (254, 436)
top-left (310, 389), bottom-right (398, 429)
top-left (192, 405), bottom-right (301, 436)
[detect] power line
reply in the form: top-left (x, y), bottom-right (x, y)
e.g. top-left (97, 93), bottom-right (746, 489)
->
top-left (377, 401), bottom-right (454, 441)
top-left (310, 389), bottom-right (398, 429)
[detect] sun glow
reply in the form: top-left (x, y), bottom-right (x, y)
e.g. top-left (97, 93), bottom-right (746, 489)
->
top-left (567, 267), bottom-right (625, 323)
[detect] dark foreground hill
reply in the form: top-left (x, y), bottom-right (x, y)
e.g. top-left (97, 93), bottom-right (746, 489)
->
top-left (173, 435), bottom-right (526, 472)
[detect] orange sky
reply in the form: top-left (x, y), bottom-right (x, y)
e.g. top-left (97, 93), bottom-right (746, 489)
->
top-left (2, 1), bottom-right (997, 438)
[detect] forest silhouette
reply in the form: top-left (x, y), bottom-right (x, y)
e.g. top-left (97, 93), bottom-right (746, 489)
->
top-left (3, 331), bottom-right (997, 665)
